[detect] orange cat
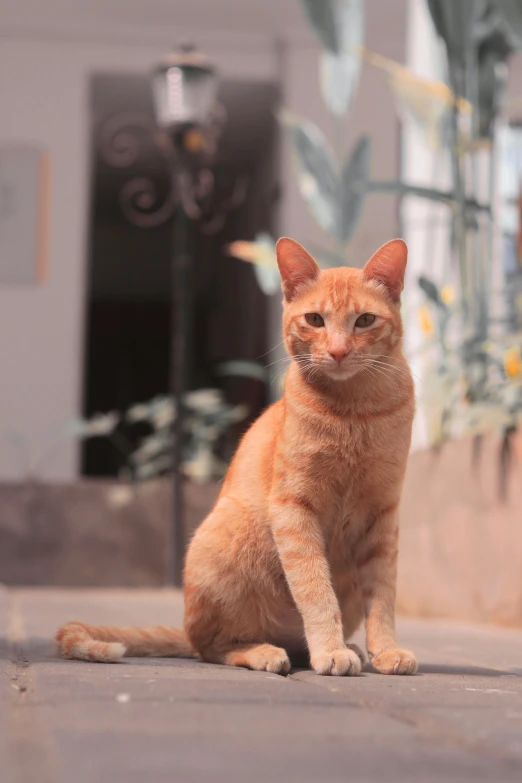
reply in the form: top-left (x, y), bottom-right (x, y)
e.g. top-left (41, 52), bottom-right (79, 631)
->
top-left (56, 237), bottom-right (417, 677)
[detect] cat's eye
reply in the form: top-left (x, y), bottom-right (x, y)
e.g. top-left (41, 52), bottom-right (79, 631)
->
top-left (305, 313), bottom-right (325, 328)
top-left (355, 313), bottom-right (376, 328)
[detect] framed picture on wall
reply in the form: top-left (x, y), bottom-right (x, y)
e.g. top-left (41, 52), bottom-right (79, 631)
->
top-left (0, 145), bottom-right (51, 285)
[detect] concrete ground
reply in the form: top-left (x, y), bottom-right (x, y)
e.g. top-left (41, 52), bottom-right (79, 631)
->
top-left (1, 587), bottom-right (522, 783)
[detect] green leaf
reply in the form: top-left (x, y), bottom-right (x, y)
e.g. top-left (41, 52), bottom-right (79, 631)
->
top-left (427, 0), bottom-right (488, 70)
top-left (300, 0), bottom-right (340, 52)
top-left (367, 180), bottom-right (490, 213)
top-left (481, 1), bottom-right (522, 49)
top-left (418, 275), bottom-right (445, 309)
top-left (225, 233), bottom-right (280, 296)
top-left (215, 361), bottom-right (268, 384)
top-left (280, 111), bottom-right (342, 240)
top-left (301, 0), bottom-right (365, 115)
top-left (305, 243), bottom-right (346, 268)
top-left (340, 135), bottom-right (370, 243)
top-left (254, 265), bottom-right (281, 295)
top-left (66, 412), bottom-right (120, 438)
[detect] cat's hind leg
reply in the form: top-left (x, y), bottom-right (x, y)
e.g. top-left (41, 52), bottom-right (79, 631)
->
top-left (184, 503), bottom-right (292, 675)
top-left (184, 596), bottom-right (290, 673)
top-left (216, 642), bottom-right (291, 674)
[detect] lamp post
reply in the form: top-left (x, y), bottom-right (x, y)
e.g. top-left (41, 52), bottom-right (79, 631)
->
top-left (151, 45), bottom-right (219, 586)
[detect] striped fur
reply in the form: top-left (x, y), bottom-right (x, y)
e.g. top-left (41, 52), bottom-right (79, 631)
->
top-left (56, 238), bottom-right (417, 676)
top-left (56, 622), bottom-right (195, 662)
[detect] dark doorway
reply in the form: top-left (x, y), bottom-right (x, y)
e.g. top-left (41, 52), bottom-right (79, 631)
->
top-left (82, 73), bottom-right (280, 476)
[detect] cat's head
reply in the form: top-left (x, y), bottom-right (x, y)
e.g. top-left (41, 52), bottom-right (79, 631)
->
top-left (276, 237), bottom-right (407, 382)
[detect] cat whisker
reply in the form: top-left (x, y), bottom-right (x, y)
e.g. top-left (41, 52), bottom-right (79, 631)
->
top-left (307, 365), bottom-right (322, 384)
top-left (364, 359), bottom-right (410, 375)
top-left (265, 354), bottom-right (314, 370)
top-left (269, 354), bottom-right (327, 386)
top-left (270, 367), bottom-right (289, 386)
top-left (355, 357), bottom-right (413, 380)
top-left (271, 359), bottom-right (315, 385)
top-left (362, 363), bottom-right (402, 396)
top-left (257, 340), bottom-right (286, 360)
top-left (365, 362), bottom-right (414, 383)
top-left (355, 354), bottom-right (420, 381)
top-left (264, 357), bottom-right (292, 369)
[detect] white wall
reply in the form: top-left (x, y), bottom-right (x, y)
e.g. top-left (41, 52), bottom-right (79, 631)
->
top-left (401, 0), bottom-right (451, 451)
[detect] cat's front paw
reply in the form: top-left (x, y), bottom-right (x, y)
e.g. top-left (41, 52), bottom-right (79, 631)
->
top-left (371, 648), bottom-right (417, 675)
top-left (346, 642), bottom-right (366, 666)
top-left (311, 647), bottom-right (362, 676)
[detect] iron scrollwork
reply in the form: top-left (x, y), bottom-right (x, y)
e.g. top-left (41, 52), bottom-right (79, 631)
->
top-left (98, 105), bottom-right (248, 234)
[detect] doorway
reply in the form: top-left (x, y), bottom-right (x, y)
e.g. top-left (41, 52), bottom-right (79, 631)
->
top-left (82, 72), bottom-right (280, 476)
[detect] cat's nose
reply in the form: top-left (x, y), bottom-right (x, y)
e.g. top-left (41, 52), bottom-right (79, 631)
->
top-left (328, 349), bottom-right (349, 366)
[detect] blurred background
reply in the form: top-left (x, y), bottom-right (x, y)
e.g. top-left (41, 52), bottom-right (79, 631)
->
top-left (1, 0), bottom-right (522, 627)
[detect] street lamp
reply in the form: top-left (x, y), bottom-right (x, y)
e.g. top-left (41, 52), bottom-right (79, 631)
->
top-left (152, 47), bottom-right (218, 131)
top-left (151, 45), bottom-right (219, 587)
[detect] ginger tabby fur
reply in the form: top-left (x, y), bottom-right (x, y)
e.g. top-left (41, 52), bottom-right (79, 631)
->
top-left (56, 237), bottom-right (417, 677)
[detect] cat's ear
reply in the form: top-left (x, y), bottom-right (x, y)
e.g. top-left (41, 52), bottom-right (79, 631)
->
top-left (276, 238), bottom-right (319, 301)
top-left (362, 239), bottom-right (407, 301)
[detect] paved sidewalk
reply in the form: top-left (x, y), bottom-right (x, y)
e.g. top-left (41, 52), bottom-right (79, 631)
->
top-left (1, 587), bottom-right (522, 782)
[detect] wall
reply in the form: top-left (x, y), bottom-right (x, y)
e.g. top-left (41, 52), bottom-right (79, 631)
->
top-left (0, 0), bottom-right (407, 480)
top-left (401, 0), bottom-right (451, 451)
top-left (398, 432), bottom-right (522, 627)
top-left (0, 32), bottom-right (278, 480)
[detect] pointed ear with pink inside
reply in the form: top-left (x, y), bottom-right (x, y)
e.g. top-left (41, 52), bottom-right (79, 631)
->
top-left (276, 237), bottom-right (320, 301)
top-left (362, 239), bottom-right (407, 301)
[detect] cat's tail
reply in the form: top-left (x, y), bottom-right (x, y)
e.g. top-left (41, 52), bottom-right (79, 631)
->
top-left (55, 621), bottom-right (197, 663)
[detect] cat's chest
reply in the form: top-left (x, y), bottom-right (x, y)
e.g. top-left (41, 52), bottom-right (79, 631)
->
top-left (313, 408), bottom-right (409, 478)
top-left (311, 419), bottom-right (393, 489)
top-left (321, 496), bottom-right (378, 564)
top-left (312, 420), bottom-right (406, 538)
top-left (322, 410), bottom-right (394, 452)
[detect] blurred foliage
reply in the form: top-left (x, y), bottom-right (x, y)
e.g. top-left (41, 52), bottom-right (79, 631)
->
top-left (224, 0), bottom-right (522, 467)
top-left (226, 233), bottom-right (280, 294)
top-left (75, 389), bottom-right (248, 484)
top-left (414, 277), bottom-right (522, 446)
top-left (427, 0), bottom-right (522, 136)
top-left (415, 0), bottom-right (522, 461)
top-left (228, 2), bottom-right (481, 285)
top-left (358, 47), bottom-right (472, 150)
top-left (301, 0), bottom-right (365, 116)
